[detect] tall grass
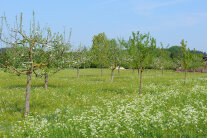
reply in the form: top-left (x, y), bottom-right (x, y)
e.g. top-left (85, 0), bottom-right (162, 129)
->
top-left (0, 69), bottom-right (207, 137)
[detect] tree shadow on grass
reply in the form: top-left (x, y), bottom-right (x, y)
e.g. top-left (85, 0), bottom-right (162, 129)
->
top-left (85, 79), bottom-right (108, 82)
top-left (8, 84), bottom-right (63, 89)
top-left (58, 74), bottom-right (99, 79)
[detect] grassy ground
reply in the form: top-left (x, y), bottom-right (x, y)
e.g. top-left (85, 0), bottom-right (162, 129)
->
top-left (0, 69), bottom-right (207, 137)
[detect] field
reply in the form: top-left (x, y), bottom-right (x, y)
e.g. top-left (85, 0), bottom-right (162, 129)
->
top-left (0, 69), bottom-right (207, 137)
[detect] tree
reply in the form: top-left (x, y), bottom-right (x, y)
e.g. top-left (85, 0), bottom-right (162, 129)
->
top-left (81, 46), bottom-right (91, 69)
top-left (107, 39), bottom-right (119, 82)
top-left (71, 45), bottom-right (88, 79)
top-left (189, 49), bottom-right (204, 73)
top-left (91, 33), bottom-right (109, 78)
top-left (0, 12), bottom-right (69, 115)
top-left (128, 31), bottom-right (156, 95)
top-left (157, 43), bottom-right (171, 75)
top-left (120, 37), bottom-right (140, 74)
top-left (33, 29), bottom-right (71, 89)
top-left (168, 46), bottom-right (182, 59)
top-left (180, 39), bottom-right (191, 86)
top-left (151, 57), bottom-right (161, 76)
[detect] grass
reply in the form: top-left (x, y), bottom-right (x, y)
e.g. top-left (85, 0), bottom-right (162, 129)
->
top-left (0, 68), bottom-right (207, 137)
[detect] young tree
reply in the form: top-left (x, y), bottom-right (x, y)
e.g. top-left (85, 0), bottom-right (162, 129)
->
top-left (33, 29), bottom-right (71, 89)
top-left (107, 39), bottom-right (119, 82)
top-left (128, 31), bottom-right (156, 95)
top-left (0, 12), bottom-right (69, 115)
top-left (91, 33), bottom-right (109, 78)
top-left (180, 39), bottom-right (191, 86)
top-left (71, 45), bottom-right (88, 79)
top-left (81, 46), bottom-right (91, 69)
top-left (156, 43), bottom-right (171, 75)
top-left (151, 57), bottom-right (160, 76)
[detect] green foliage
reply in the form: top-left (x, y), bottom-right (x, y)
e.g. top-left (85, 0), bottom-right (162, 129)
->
top-left (181, 39), bottom-right (191, 70)
top-left (107, 39), bottom-right (120, 69)
top-left (91, 32), bottom-right (109, 68)
top-left (189, 49), bottom-right (204, 71)
top-left (71, 45), bottom-right (89, 68)
top-left (127, 31), bottom-right (156, 69)
top-left (152, 43), bottom-right (173, 71)
top-left (168, 46), bottom-right (182, 59)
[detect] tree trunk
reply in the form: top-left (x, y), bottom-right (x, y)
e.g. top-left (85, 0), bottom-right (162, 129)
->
top-left (45, 72), bottom-right (48, 90)
top-left (24, 40), bottom-right (34, 116)
top-left (162, 67), bottom-right (164, 76)
top-left (139, 67), bottom-right (143, 96)
top-left (133, 68), bottom-right (135, 73)
top-left (77, 66), bottom-right (79, 79)
top-left (118, 66), bottom-right (120, 75)
top-left (25, 73), bottom-right (31, 116)
top-left (111, 69), bottom-right (114, 82)
top-left (184, 70), bottom-right (187, 86)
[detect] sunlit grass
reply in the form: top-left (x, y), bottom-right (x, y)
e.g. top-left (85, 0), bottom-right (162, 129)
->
top-left (0, 69), bottom-right (207, 137)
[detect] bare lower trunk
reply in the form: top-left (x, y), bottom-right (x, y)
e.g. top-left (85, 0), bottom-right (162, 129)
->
top-left (133, 68), bottom-right (135, 73)
top-left (184, 70), bottom-right (187, 86)
top-left (25, 74), bottom-right (31, 116)
top-left (139, 67), bottom-right (143, 96)
top-left (77, 66), bottom-right (79, 79)
top-left (45, 72), bottom-right (48, 90)
top-left (118, 67), bottom-right (120, 75)
top-left (24, 41), bottom-right (34, 116)
top-left (111, 69), bottom-right (114, 82)
top-left (162, 67), bottom-right (164, 76)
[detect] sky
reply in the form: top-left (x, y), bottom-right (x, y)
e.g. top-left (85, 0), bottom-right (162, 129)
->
top-left (0, 0), bottom-right (207, 52)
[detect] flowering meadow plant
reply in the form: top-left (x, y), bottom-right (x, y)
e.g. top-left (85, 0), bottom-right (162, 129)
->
top-left (0, 69), bottom-right (206, 137)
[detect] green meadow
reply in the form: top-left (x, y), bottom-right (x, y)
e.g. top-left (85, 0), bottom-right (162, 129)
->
top-left (0, 69), bottom-right (207, 137)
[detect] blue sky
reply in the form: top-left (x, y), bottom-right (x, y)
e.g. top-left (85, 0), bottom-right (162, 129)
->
top-left (0, 0), bottom-right (207, 52)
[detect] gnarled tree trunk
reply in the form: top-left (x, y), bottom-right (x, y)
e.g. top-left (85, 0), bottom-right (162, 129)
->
top-left (25, 73), bottom-right (32, 116)
top-left (24, 41), bottom-right (34, 116)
